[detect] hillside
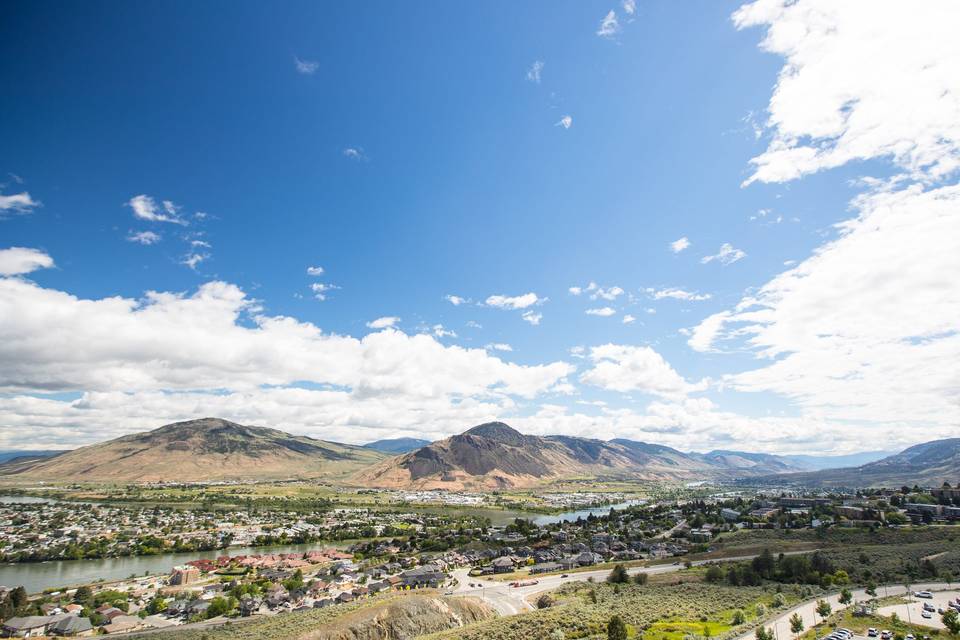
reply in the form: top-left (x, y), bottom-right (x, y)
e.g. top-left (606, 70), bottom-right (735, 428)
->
top-left (354, 422), bottom-right (806, 490)
top-left (0, 418), bottom-right (386, 483)
top-left (362, 437), bottom-right (432, 454)
top-left (747, 438), bottom-right (960, 487)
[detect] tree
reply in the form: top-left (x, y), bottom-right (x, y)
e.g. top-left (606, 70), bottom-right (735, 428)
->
top-left (536, 594), bottom-right (554, 609)
top-left (705, 566), bottom-right (725, 583)
top-left (607, 564), bottom-right (630, 584)
top-left (839, 588), bottom-right (853, 605)
top-left (773, 593), bottom-right (786, 608)
top-left (790, 613), bottom-right (805, 635)
top-left (816, 599), bottom-right (832, 621)
top-left (733, 609), bottom-right (746, 625)
top-left (608, 615), bottom-right (628, 640)
top-left (865, 582), bottom-right (878, 597)
top-left (756, 627), bottom-right (774, 640)
top-left (634, 572), bottom-right (649, 585)
top-left (73, 586), bottom-right (93, 605)
top-left (943, 608), bottom-right (960, 635)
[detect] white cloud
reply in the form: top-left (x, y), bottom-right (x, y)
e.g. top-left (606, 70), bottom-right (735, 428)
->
top-left (580, 344), bottom-right (705, 399)
top-left (294, 56), bottom-right (319, 75)
top-left (521, 310), bottom-right (542, 326)
top-left (127, 231), bottom-right (161, 245)
top-left (432, 324), bottom-right (457, 339)
top-left (486, 343), bottom-right (513, 352)
top-left (444, 294), bottom-right (466, 306)
top-left (0, 247), bottom-right (55, 276)
top-left (591, 285), bottom-right (624, 301)
top-left (670, 236), bottom-right (691, 253)
top-left (0, 278), bottom-right (573, 401)
top-left (366, 316), bottom-right (400, 330)
top-left (701, 242), bottom-right (746, 265)
top-left (343, 147), bottom-right (366, 160)
top-left (180, 252), bottom-right (209, 271)
top-left (585, 307), bottom-right (616, 317)
top-left (526, 60), bottom-right (544, 84)
top-left (556, 115), bottom-right (573, 129)
top-left (568, 286), bottom-right (583, 296)
top-left (733, 0), bottom-right (960, 186)
top-left (307, 266), bottom-right (325, 276)
top-left (646, 287), bottom-right (712, 301)
top-left (0, 191), bottom-right (40, 217)
top-left (686, 311), bottom-right (731, 352)
top-left (485, 292), bottom-right (543, 310)
top-left (596, 10), bottom-right (620, 38)
top-left (622, 314), bottom-right (636, 324)
top-left (310, 282), bottom-right (339, 301)
top-left (127, 195), bottom-right (185, 225)
top-left (622, 0), bottom-right (636, 16)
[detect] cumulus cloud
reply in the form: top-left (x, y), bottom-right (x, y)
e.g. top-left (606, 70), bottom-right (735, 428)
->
top-left (366, 316), bottom-right (400, 330)
top-left (0, 191), bottom-right (40, 217)
top-left (307, 266), bottom-right (325, 276)
top-left (127, 231), bottom-right (161, 245)
top-left (294, 56), bottom-right (319, 74)
top-left (701, 242), bottom-right (746, 265)
top-left (486, 343), bottom-right (513, 352)
top-left (526, 60), bottom-right (544, 83)
top-left (670, 236), bottom-right (690, 253)
top-left (591, 286), bottom-right (624, 301)
top-left (444, 294), bottom-right (466, 306)
top-left (646, 287), bottom-right (711, 301)
top-left (485, 292), bottom-right (543, 310)
top-left (431, 324), bottom-right (457, 338)
top-left (0, 278), bottom-right (574, 403)
top-left (585, 307), bottom-right (616, 317)
top-left (521, 310), bottom-right (542, 326)
top-left (580, 344), bottom-right (706, 399)
top-left (622, 314), bottom-right (636, 324)
top-left (556, 115), bottom-right (573, 129)
top-left (596, 10), bottom-right (620, 38)
top-left (127, 195), bottom-right (185, 224)
top-left (0, 247), bottom-right (55, 276)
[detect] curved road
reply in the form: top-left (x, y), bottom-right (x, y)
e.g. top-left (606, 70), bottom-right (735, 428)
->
top-left (451, 551), bottom-right (812, 616)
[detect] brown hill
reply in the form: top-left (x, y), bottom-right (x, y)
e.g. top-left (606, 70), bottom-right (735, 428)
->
top-left (0, 418), bottom-right (386, 482)
top-left (353, 421), bottom-right (776, 490)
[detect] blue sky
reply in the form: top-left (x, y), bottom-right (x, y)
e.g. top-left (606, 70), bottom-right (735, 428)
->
top-left (2, 1), bottom-right (957, 453)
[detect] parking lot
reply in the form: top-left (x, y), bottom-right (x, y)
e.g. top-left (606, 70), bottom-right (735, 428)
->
top-left (877, 590), bottom-right (960, 630)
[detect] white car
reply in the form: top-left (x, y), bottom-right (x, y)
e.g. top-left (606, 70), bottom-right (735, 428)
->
top-left (915, 590), bottom-right (933, 598)
top-left (922, 610), bottom-right (933, 619)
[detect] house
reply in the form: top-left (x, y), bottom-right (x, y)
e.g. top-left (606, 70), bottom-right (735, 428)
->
top-left (720, 508), bottom-right (741, 522)
top-left (492, 557), bottom-right (515, 573)
top-left (169, 565), bottom-right (201, 585)
top-left (401, 565), bottom-right (445, 588)
top-left (575, 551), bottom-right (602, 566)
top-left (239, 597), bottom-right (265, 617)
top-left (101, 615), bottom-right (143, 635)
top-left (2, 615), bottom-right (70, 638)
top-left (530, 562), bottom-right (562, 575)
top-left (336, 591), bottom-right (355, 604)
top-left (48, 616), bottom-right (94, 637)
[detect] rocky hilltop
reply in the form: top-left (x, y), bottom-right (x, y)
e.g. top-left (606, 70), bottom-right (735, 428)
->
top-left (0, 417), bottom-right (386, 482)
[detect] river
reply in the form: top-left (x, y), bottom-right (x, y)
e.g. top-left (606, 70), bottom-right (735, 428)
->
top-left (532, 499), bottom-right (646, 525)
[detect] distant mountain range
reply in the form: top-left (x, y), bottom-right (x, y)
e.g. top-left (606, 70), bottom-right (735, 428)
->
top-left (354, 422), bottom-right (809, 490)
top-left (748, 438), bottom-right (960, 488)
top-left (363, 438), bottom-right (432, 454)
top-left (0, 450), bottom-right (66, 464)
top-left (0, 418), bottom-right (385, 482)
top-left (0, 418), bottom-right (953, 488)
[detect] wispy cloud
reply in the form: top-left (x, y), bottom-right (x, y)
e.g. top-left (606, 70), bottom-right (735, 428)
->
top-left (622, 0), bottom-right (636, 16)
top-left (646, 287), bottom-right (711, 301)
top-left (367, 316), bottom-right (400, 330)
top-left (0, 191), bottom-right (40, 217)
top-left (181, 252), bottom-right (209, 271)
top-left (445, 294), bottom-right (468, 306)
top-left (310, 282), bottom-right (339, 301)
top-left (485, 292), bottom-right (544, 310)
top-left (127, 231), bottom-right (161, 245)
top-left (127, 195), bottom-right (185, 225)
top-left (701, 243), bottom-right (746, 265)
top-left (526, 60), bottom-right (544, 84)
top-left (596, 10), bottom-right (620, 38)
top-left (521, 310), bottom-right (542, 325)
top-left (670, 236), bottom-right (690, 253)
top-left (343, 147), bottom-right (367, 161)
top-left (486, 343), bottom-right (513, 352)
top-left (294, 56), bottom-right (319, 75)
top-left (555, 115), bottom-right (573, 129)
top-left (622, 314), bottom-right (636, 324)
top-left (585, 307), bottom-right (616, 317)
top-left (307, 266), bottom-right (324, 276)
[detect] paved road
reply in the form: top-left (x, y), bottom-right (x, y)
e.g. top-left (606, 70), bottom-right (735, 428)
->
top-left (733, 582), bottom-right (956, 640)
top-left (877, 589), bottom-right (960, 631)
top-left (451, 551), bottom-right (812, 616)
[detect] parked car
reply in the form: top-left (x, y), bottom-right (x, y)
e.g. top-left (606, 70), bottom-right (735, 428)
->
top-left (881, 630), bottom-right (892, 639)
top-left (922, 610), bottom-right (932, 619)
top-left (561, 574), bottom-right (569, 578)
top-left (923, 603), bottom-right (935, 612)
top-left (867, 628), bottom-right (878, 637)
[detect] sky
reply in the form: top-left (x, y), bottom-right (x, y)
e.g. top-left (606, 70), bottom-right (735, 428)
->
top-left (1, 0), bottom-right (958, 455)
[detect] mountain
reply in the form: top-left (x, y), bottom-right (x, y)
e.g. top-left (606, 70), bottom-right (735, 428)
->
top-left (363, 438), bottom-right (432, 454)
top-left (782, 450), bottom-right (894, 471)
top-left (746, 438), bottom-right (960, 487)
top-left (0, 450), bottom-right (67, 464)
top-left (354, 422), bottom-right (806, 490)
top-left (0, 418), bottom-right (386, 482)
top-left (694, 450), bottom-right (805, 475)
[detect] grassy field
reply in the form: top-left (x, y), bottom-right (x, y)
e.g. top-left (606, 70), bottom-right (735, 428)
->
top-left (426, 580), bottom-right (807, 640)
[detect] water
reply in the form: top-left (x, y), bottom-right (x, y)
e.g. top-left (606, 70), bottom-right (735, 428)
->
top-left (0, 540), bottom-right (352, 595)
top-left (532, 499), bottom-right (646, 525)
top-left (0, 495), bottom-right (57, 504)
